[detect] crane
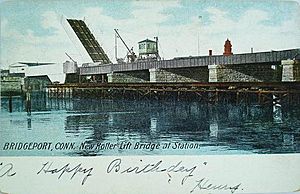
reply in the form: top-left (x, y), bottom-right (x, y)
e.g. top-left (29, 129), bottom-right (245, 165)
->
top-left (65, 52), bottom-right (76, 63)
top-left (114, 29), bottom-right (137, 63)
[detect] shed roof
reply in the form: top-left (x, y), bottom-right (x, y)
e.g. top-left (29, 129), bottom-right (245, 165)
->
top-left (16, 62), bottom-right (55, 67)
top-left (138, 39), bottom-right (156, 44)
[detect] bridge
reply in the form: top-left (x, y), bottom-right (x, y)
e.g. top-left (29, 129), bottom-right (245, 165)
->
top-left (68, 48), bottom-right (300, 83)
top-left (63, 19), bottom-right (300, 83)
top-left (79, 48), bottom-right (300, 74)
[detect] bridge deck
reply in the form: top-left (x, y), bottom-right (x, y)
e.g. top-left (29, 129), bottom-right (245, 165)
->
top-left (79, 48), bottom-right (300, 75)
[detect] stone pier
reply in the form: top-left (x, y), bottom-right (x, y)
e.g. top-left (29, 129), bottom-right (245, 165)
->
top-left (282, 59), bottom-right (300, 82)
top-left (149, 67), bottom-right (208, 82)
top-left (208, 64), bottom-right (282, 82)
top-left (107, 70), bottom-right (149, 83)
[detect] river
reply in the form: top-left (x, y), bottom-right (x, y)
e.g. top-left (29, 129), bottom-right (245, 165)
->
top-left (0, 94), bottom-right (299, 156)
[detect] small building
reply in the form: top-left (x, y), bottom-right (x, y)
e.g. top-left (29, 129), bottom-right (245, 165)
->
top-left (24, 62), bottom-right (65, 84)
top-left (138, 39), bottom-right (157, 54)
top-left (138, 38), bottom-right (159, 60)
top-left (9, 63), bottom-right (27, 74)
top-left (63, 60), bottom-right (80, 83)
top-left (63, 60), bottom-right (78, 74)
top-left (24, 75), bottom-right (52, 91)
top-left (1, 69), bottom-right (9, 77)
top-left (0, 69), bottom-right (24, 95)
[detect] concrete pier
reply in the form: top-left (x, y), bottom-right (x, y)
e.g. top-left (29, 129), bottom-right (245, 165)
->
top-left (282, 59), bottom-right (300, 82)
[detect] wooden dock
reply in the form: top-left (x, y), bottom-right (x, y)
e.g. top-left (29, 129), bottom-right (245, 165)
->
top-left (47, 82), bottom-right (300, 105)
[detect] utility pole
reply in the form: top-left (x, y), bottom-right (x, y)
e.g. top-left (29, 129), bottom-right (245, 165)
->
top-left (115, 29), bottom-right (118, 61)
top-left (198, 15), bottom-right (202, 56)
top-left (154, 36), bottom-right (158, 54)
top-left (154, 36), bottom-right (160, 60)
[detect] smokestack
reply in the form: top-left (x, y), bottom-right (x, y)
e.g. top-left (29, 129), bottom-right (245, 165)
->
top-left (209, 50), bottom-right (212, 56)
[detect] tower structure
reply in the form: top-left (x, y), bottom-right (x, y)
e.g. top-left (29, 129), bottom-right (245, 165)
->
top-left (223, 39), bottom-right (233, 56)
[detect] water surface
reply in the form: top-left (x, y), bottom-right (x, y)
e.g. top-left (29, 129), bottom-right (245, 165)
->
top-left (0, 94), bottom-right (299, 156)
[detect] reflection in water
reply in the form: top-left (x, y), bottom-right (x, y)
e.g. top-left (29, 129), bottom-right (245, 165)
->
top-left (150, 117), bottom-right (158, 133)
top-left (273, 104), bottom-right (283, 123)
top-left (1, 93), bottom-right (300, 156)
top-left (108, 113), bottom-right (114, 126)
top-left (273, 94), bottom-right (283, 124)
top-left (209, 122), bottom-right (218, 139)
top-left (27, 117), bottom-right (32, 130)
top-left (282, 133), bottom-right (294, 146)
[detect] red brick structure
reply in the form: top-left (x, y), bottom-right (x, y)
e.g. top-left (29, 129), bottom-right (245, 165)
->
top-left (223, 39), bottom-right (233, 56)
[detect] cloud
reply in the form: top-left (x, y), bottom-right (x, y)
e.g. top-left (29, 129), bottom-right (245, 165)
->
top-left (1, 11), bottom-right (90, 68)
top-left (194, 7), bottom-right (300, 55)
top-left (1, 1), bottom-right (300, 70)
top-left (41, 11), bottom-right (61, 30)
top-left (0, 18), bottom-right (8, 35)
top-left (78, 1), bottom-right (182, 61)
top-left (130, 1), bottom-right (181, 24)
top-left (231, 8), bottom-right (300, 52)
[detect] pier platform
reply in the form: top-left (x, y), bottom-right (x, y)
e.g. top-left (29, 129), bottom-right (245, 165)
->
top-left (47, 82), bottom-right (300, 105)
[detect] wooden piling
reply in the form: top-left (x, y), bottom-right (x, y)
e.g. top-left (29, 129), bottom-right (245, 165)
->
top-left (25, 91), bottom-right (31, 115)
top-left (8, 94), bottom-right (12, 113)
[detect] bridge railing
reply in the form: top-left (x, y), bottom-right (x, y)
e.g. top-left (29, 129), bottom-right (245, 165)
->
top-left (79, 64), bottom-right (112, 75)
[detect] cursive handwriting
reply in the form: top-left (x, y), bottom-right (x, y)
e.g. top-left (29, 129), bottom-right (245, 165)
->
top-left (190, 178), bottom-right (241, 194)
top-left (107, 158), bottom-right (197, 185)
top-left (0, 162), bottom-right (16, 178)
top-left (37, 161), bottom-right (93, 185)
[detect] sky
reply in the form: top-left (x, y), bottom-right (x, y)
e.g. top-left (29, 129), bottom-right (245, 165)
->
top-left (0, 0), bottom-right (300, 69)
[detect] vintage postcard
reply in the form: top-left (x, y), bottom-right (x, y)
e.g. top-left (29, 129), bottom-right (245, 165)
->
top-left (0, 0), bottom-right (300, 193)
